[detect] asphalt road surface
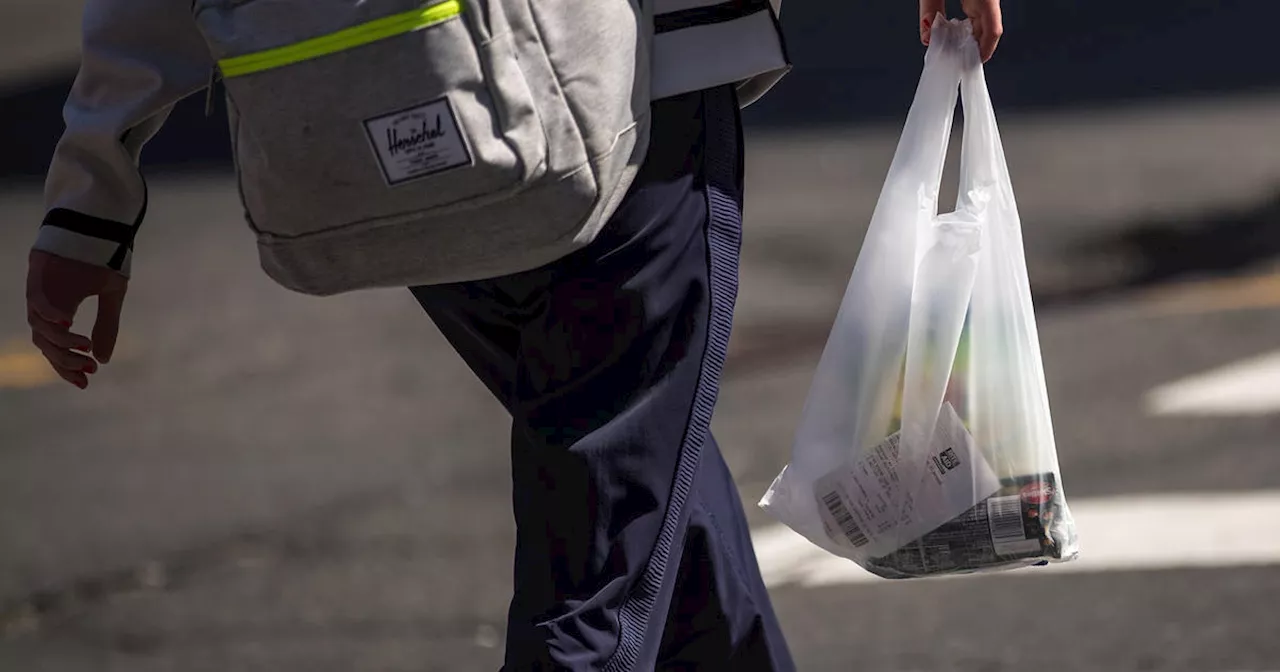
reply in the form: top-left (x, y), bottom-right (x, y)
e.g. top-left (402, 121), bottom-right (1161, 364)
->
top-left (2, 76), bottom-right (1280, 672)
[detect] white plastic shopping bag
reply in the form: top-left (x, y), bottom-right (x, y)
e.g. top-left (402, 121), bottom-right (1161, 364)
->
top-left (759, 18), bottom-right (1079, 579)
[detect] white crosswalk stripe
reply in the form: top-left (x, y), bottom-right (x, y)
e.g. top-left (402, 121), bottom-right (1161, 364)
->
top-left (1147, 349), bottom-right (1280, 416)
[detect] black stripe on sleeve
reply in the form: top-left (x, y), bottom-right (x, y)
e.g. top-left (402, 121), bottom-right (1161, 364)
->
top-left (107, 180), bottom-right (147, 271)
top-left (42, 208), bottom-right (137, 245)
top-left (654, 0), bottom-right (772, 34)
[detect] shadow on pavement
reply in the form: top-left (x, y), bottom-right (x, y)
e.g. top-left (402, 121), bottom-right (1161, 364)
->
top-left (724, 190), bottom-right (1280, 379)
top-left (1035, 188), bottom-right (1280, 310)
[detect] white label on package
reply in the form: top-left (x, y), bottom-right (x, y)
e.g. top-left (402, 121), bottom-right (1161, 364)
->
top-left (815, 402), bottom-right (1001, 557)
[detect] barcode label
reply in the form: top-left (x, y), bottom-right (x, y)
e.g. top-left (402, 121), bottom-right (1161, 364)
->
top-left (989, 495), bottom-right (1027, 547)
top-left (821, 491), bottom-right (869, 548)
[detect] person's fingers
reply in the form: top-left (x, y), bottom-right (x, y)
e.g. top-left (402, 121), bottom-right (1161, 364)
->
top-left (54, 366), bottom-right (89, 390)
top-left (981, 25), bottom-right (1003, 62)
top-left (970, 17), bottom-right (986, 57)
top-left (33, 332), bottom-right (98, 377)
top-left (93, 286), bottom-right (126, 364)
top-left (972, 17), bottom-right (1001, 61)
top-left (964, 3), bottom-right (1003, 62)
top-left (26, 290), bottom-right (76, 332)
top-left (29, 315), bottom-right (93, 353)
top-left (919, 0), bottom-right (945, 45)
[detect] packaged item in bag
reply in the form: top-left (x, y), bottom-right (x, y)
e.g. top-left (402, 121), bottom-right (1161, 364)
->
top-left (758, 17), bottom-right (1078, 579)
top-left (859, 473), bottom-right (1069, 579)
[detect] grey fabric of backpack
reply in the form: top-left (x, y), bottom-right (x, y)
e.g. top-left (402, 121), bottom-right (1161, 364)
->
top-left (192, 0), bottom-right (652, 295)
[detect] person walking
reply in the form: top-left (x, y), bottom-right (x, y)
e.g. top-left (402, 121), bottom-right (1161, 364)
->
top-left (24, 0), bottom-right (1001, 668)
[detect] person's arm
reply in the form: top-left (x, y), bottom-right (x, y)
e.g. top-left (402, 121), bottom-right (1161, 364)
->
top-left (26, 0), bottom-right (213, 389)
top-left (919, 0), bottom-right (1003, 63)
top-left (36, 0), bottom-right (214, 275)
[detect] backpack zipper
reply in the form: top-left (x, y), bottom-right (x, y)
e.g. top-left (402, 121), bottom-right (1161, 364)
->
top-left (216, 0), bottom-right (463, 79)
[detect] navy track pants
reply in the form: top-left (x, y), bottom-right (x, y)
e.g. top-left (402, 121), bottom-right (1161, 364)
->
top-left (411, 85), bottom-right (795, 672)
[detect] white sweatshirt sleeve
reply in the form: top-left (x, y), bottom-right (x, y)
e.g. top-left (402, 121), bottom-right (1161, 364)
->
top-left (35, 0), bottom-right (215, 276)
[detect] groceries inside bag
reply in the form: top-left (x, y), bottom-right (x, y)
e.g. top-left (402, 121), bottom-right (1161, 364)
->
top-left (758, 18), bottom-right (1079, 579)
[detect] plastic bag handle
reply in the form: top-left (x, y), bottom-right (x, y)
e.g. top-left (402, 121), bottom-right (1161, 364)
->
top-left (904, 15), bottom-right (1016, 221)
top-left (889, 14), bottom-right (966, 220)
top-left (956, 32), bottom-right (1016, 215)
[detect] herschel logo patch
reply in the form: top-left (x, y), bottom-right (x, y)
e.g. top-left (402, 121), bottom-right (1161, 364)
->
top-left (363, 97), bottom-right (472, 186)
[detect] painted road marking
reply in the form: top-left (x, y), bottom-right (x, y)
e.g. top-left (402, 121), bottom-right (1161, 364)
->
top-left (1146, 349), bottom-right (1280, 416)
top-left (753, 491), bottom-right (1280, 588)
top-left (0, 339), bottom-right (58, 389)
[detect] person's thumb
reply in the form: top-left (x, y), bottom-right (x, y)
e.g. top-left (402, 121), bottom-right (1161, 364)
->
top-left (92, 282), bottom-right (127, 364)
top-left (919, 1), bottom-right (946, 45)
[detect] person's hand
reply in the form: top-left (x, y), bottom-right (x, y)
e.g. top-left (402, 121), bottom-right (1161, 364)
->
top-left (25, 249), bottom-right (128, 389)
top-left (919, 0), bottom-right (1004, 63)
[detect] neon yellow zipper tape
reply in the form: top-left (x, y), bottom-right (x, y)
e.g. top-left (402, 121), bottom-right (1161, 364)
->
top-left (218, 0), bottom-right (462, 78)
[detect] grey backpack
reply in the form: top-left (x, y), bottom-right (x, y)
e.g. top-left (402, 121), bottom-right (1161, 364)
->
top-left (193, 0), bottom-right (652, 295)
